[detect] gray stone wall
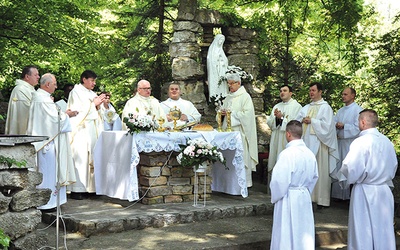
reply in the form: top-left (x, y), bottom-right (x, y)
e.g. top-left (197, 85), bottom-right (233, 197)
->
top-left (167, 2), bottom-right (269, 152)
top-left (0, 144), bottom-right (50, 249)
top-left (138, 152), bottom-right (211, 205)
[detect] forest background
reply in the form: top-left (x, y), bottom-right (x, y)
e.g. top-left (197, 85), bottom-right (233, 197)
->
top-left (0, 0), bottom-right (399, 154)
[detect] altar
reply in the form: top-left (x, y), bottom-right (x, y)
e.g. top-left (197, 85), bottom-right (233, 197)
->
top-left (93, 131), bottom-right (248, 202)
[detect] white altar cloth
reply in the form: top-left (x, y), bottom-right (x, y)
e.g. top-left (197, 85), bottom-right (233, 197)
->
top-left (93, 131), bottom-right (247, 201)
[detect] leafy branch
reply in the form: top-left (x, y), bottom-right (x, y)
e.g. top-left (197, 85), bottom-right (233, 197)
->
top-left (0, 156), bottom-right (27, 168)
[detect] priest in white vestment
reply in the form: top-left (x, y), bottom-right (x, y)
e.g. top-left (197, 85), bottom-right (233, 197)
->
top-left (67, 70), bottom-right (106, 197)
top-left (219, 73), bottom-right (258, 187)
top-left (270, 120), bottom-right (318, 250)
top-left (296, 82), bottom-right (338, 207)
top-left (331, 87), bottom-right (363, 200)
top-left (27, 73), bottom-right (77, 209)
top-left (161, 83), bottom-right (201, 129)
top-left (5, 66), bottom-right (40, 135)
top-left (340, 109), bottom-right (397, 250)
top-left (266, 84), bottom-right (302, 173)
top-left (121, 79), bottom-right (166, 130)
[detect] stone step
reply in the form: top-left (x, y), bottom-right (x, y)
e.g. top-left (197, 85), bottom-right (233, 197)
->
top-left (40, 185), bottom-right (352, 249)
top-left (42, 191), bottom-right (273, 237)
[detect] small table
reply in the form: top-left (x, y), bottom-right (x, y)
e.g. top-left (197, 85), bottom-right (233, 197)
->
top-left (93, 131), bottom-right (248, 201)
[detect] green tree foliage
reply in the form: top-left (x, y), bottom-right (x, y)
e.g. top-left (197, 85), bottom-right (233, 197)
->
top-left (359, 25), bottom-right (400, 152)
top-left (0, 0), bottom-right (115, 95)
top-left (0, 0), bottom-right (399, 153)
top-left (198, 0), bottom-right (365, 111)
top-left (108, 0), bottom-right (176, 104)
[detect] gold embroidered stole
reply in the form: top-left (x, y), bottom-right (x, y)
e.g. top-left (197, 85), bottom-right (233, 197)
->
top-left (303, 104), bottom-right (321, 136)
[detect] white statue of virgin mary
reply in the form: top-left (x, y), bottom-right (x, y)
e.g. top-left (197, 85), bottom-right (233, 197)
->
top-left (207, 34), bottom-right (229, 101)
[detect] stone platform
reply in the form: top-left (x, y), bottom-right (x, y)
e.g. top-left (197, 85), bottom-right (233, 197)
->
top-left (38, 181), bottom-right (360, 249)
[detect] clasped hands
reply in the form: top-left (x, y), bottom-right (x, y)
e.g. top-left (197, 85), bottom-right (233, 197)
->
top-left (336, 122), bottom-right (344, 129)
top-left (302, 116), bottom-right (312, 124)
top-left (66, 109), bottom-right (79, 117)
top-left (274, 108), bottom-right (283, 119)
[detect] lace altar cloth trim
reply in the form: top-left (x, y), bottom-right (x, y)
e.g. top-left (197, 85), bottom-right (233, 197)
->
top-left (134, 131), bottom-right (247, 198)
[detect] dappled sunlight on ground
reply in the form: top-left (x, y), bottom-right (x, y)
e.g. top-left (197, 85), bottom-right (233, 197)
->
top-left (315, 222), bottom-right (347, 230)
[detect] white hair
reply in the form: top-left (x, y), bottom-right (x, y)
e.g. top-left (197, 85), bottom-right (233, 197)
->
top-left (225, 73), bottom-right (241, 84)
top-left (40, 73), bottom-right (55, 86)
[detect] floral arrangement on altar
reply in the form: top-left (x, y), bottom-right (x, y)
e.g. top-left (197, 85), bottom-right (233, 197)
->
top-left (123, 110), bottom-right (158, 135)
top-left (177, 138), bottom-right (227, 170)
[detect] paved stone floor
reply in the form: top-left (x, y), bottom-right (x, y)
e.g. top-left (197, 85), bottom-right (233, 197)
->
top-left (31, 170), bottom-right (400, 250)
top-left (35, 178), bottom-right (364, 250)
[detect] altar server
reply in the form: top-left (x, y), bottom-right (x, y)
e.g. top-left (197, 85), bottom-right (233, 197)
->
top-left (27, 73), bottom-right (77, 209)
top-left (99, 91), bottom-right (122, 131)
top-left (270, 120), bottom-right (318, 250)
top-left (340, 109), bottom-right (397, 250)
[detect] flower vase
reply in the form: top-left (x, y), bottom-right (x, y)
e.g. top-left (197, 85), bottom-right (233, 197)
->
top-left (194, 161), bottom-right (208, 173)
top-left (193, 161), bottom-right (208, 207)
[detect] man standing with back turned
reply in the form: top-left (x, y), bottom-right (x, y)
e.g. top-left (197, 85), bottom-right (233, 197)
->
top-left (340, 109), bottom-right (397, 250)
top-left (270, 120), bottom-right (318, 250)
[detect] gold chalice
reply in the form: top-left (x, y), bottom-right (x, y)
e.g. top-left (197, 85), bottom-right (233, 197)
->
top-left (157, 117), bottom-right (165, 132)
top-left (169, 106), bottom-right (182, 132)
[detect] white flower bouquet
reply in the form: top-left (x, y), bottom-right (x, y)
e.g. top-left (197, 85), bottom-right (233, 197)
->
top-left (123, 112), bottom-right (158, 135)
top-left (177, 138), bottom-right (227, 170)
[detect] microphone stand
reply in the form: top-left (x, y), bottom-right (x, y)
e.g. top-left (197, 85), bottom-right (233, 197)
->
top-left (55, 103), bottom-right (61, 250)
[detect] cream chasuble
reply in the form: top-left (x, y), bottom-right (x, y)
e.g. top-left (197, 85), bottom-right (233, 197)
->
top-left (5, 79), bottom-right (35, 134)
top-left (220, 86), bottom-right (258, 187)
top-left (67, 84), bottom-right (104, 193)
top-left (296, 99), bottom-right (338, 206)
top-left (27, 88), bottom-right (76, 209)
top-left (121, 94), bottom-right (166, 130)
